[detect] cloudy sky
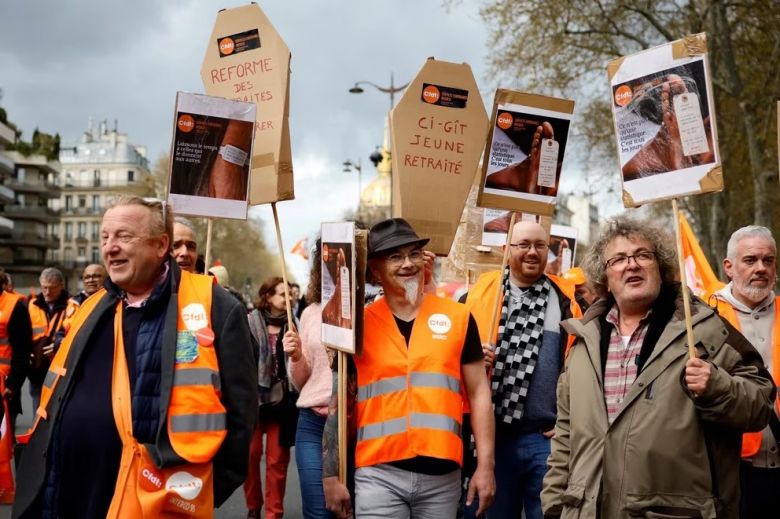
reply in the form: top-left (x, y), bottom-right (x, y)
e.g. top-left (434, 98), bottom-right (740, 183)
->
top-left (0, 0), bottom-right (609, 282)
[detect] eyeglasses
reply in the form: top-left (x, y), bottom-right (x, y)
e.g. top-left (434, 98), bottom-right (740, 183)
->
top-left (83, 274), bottom-right (104, 280)
top-left (605, 250), bottom-right (656, 270)
top-left (385, 249), bottom-right (424, 267)
top-left (509, 242), bottom-right (549, 252)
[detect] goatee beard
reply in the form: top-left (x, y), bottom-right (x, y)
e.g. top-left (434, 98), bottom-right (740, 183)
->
top-left (403, 278), bottom-right (420, 305)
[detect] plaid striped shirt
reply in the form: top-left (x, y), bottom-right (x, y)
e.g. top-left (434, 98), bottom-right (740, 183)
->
top-left (604, 305), bottom-right (651, 424)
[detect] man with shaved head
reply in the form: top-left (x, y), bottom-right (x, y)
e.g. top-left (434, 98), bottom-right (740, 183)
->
top-left (465, 220), bottom-right (581, 519)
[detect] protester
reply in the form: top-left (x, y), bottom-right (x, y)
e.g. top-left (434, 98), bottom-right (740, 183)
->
top-left (323, 217), bottom-right (495, 519)
top-left (285, 239), bottom-right (336, 518)
top-left (57, 263), bottom-right (108, 348)
top-left (712, 225), bottom-right (780, 518)
top-left (464, 220), bottom-right (580, 519)
top-left (208, 265), bottom-right (230, 286)
top-left (245, 277), bottom-right (299, 519)
top-left (27, 267), bottom-right (70, 413)
top-left (173, 216), bottom-right (198, 273)
top-left (542, 215), bottom-right (775, 519)
top-left (14, 195), bottom-right (257, 518)
top-left (0, 267), bottom-right (32, 424)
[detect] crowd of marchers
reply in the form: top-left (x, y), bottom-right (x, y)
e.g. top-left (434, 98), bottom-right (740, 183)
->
top-left (0, 198), bottom-right (776, 519)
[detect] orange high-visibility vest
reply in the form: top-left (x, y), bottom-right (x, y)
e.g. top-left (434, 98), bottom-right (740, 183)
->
top-left (354, 294), bottom-right (468, 469)
top-left (34, 271), bottom-right (225, 517)
top-left (716, 297), bottom-right (780, 459)
top-left (0, 291), bottom-right (22, 377)
top-left (59, 297), bottom-right (82, 337)
top-left (28, 299), bottom-right (66, 343)
top-left (0, 376), bottom-right (14, 504)
top-left (467, 271), bottom-right (582, 352)
top-left (464, 271), bottom-right (582, 412)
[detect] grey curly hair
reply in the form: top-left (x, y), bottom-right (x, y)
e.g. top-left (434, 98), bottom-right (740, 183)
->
top-left (582, 215), bottom-right (678, 298)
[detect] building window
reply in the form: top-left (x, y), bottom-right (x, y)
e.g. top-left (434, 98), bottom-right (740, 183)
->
top-left (91, 246), bottom-right (100, 263)
top-left (78, 195), bottom-right (86, 208)
top-left (93, 170), bottom-right (101, 187)
top-left (92, 195), bottom-right (100, 212)
top-left (77, 222), bottom-right (86, 238)
top-left (91, 222), bottom-right (100, 241)
top-left (65, 222), bottom-right (73, 241)
top-left (128, 170), bottom-right (135, 182)
top-left (15, 167), bottom-right (25, 183)
top-left (65, 195), bottom-right (72, 211)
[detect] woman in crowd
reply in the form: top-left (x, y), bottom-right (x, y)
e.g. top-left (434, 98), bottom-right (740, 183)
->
top-left (286, 239), bottom-right (336, 518)
top-left (245, 277), bottom-right (299, 519)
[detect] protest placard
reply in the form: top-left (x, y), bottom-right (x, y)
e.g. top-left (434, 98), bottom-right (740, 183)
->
top-left (546, 224), bottom-right (578, 276)
top-left (201, 3), bottom-right (293, 205)
top-left (321, 222), bottom-right (366, 354)
top-left (390, 58), bottom-right (488, 255)
top-left (477, 89), bottom-right (575, 216)
top-left (167, 92), bottom-right (255, 219)
top-left (608, 33), bottom-right (722, 207)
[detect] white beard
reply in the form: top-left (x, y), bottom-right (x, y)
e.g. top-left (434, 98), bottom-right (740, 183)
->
top-left (733, 277), bottom-right (773, 305)
top-left (403, 278), bottom-right (420, 305)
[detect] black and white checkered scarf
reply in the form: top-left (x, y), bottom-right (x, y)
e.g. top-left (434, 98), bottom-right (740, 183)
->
top-left (491, 266), bottom-right (551, 424)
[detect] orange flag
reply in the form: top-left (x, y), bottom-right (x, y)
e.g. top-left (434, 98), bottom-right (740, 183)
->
top-left (290, 237), bottom-right (309, 260)
top-left (678, 211), bottom-right (725, 300)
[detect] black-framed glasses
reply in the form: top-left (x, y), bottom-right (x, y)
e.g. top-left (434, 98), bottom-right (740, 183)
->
top-left (605, 250), bottom-right (656, 270)
top-left (509, 242), bottom-right (548, 252)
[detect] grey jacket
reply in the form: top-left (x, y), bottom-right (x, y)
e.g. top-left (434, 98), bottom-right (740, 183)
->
top-left (542, 285), bottom-right (775, 519)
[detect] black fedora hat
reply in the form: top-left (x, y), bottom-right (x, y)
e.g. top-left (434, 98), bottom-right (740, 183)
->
top-left (368, 218), bottom-right (429, 258)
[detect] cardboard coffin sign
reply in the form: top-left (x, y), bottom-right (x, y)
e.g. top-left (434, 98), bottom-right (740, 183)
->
top-left (201, 3), bottom-right (294, 205)
top-left (477, 89), bottom-right (575, 216)
top-left (390, 58), bottom-right (488, 256)
top-left (607, 33), bottom-right (722, 207)
top-left (167, 92), bottom-right (255, 219)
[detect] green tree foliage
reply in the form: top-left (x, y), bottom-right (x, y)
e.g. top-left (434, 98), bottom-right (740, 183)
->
top-left (152, 155), bottom-right (281, 298)
top-left (476, 0), bottom-right (780, 273)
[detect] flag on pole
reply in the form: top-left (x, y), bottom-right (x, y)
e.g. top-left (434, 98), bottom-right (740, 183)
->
top-left (678, 211), bottom-right (725, 300)
top-left (290, 237), bottom-right (309, 260)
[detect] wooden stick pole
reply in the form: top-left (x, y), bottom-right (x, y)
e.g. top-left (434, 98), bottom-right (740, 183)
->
top-left (204, 218), bottom-right (213, 271)
top-left (487, 212), bottom-right (517, 346)
top-left (337, 350), bottom-right (347, 484)
top-left (672, 199), bottom-right (697, 358)
top-left (271, 202), bottom-right (295, 329)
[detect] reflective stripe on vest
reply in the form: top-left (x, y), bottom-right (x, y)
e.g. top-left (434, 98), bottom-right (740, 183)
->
top-left (172, 367), bottom-right (221, 391)
top-left (355, 295), bottom-right (467, 468)
top-left (170, 413), bottom-right (226, 433)
top-left (716, 297), bottom-right (780, 459)
top-left (357, 372), bottom-right (460, 403)
top-left (0, 291), bottom-right (22, 377)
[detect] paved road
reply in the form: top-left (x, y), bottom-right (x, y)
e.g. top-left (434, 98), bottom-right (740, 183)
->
top-left (0, 381), bottom-right (303, 519)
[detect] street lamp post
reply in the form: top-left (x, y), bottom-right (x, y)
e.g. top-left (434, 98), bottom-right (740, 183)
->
top-left (348, 72), bottom-right (409, 110)
top-left (343, 159), bottom-right (362, 208)
top-left (348, 72), bottom-right (409, 215)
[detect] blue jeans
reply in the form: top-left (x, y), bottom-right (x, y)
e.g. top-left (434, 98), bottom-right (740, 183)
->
top-left (489, 430), bottom-right (550, 519)
top-left (295, 408), bottom-right (334, 519)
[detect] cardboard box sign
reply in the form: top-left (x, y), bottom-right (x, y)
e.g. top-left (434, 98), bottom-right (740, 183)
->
top-left (390, 58), bottom-right (488, 256)
top-left (477, 89), bottom-right (575, 216)
top-left (607, 33), bottom-right (722, 207)
top-left (200, 3), bottom-right (294, 205)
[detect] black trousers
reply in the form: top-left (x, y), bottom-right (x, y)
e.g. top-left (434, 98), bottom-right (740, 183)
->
top-left (740, 461), bottom-right (780, 519)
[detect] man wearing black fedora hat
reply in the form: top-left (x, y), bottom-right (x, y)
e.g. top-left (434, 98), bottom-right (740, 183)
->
top-left (323, 218), bottom-right (495, 518)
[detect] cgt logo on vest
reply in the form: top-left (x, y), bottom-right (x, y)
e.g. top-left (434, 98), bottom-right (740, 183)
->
top-left (181, 303), bottom-right (208, 332)
top-left (428, 313), bottom-right (452, 340)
